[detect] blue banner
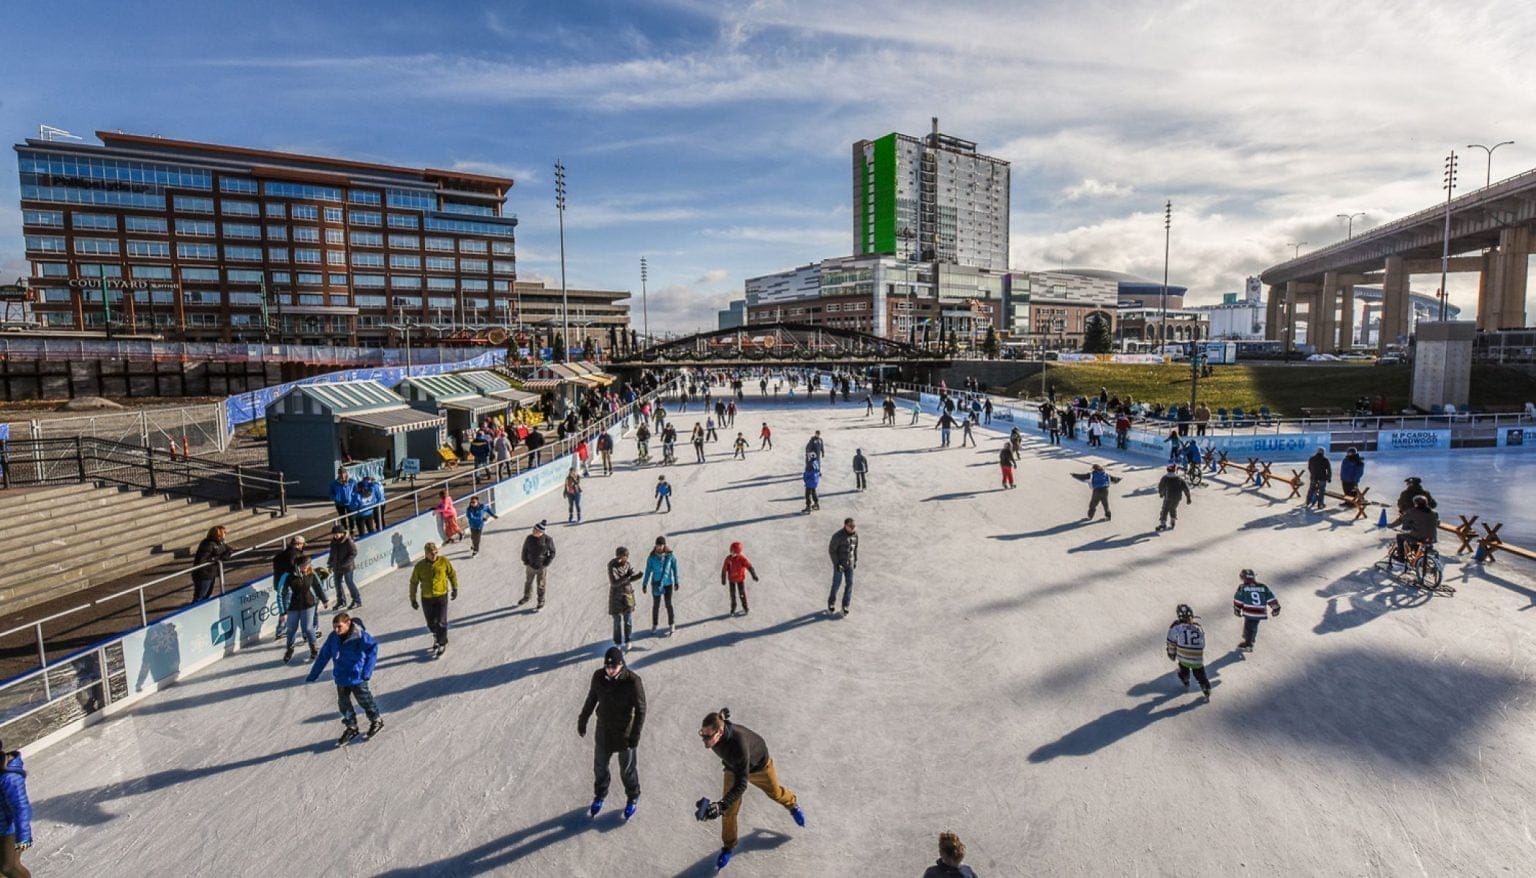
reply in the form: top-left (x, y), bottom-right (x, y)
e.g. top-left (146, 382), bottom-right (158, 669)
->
top-left (224, 350), bottom-right (505, 427)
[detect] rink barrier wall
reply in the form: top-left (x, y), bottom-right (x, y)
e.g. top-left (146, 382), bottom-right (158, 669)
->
top-left (2, 416), bottom-right (631, 756)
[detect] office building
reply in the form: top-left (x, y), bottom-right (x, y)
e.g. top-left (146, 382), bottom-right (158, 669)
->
top-left (852, 119), bottom-right (1010, 271)
top-left (17, 130), bottom-right (521, 346)
top-left (717, 299), bottom-right (746, 330)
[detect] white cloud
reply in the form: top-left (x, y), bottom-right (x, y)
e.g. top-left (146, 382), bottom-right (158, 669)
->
top-left (448, 160), bottom-right (538, 183)
top-left (1061, 178), bottom-right (1135, 202)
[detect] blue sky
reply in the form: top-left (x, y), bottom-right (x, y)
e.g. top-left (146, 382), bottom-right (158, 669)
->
top-left (3, 0), bottom-right (1533, 331)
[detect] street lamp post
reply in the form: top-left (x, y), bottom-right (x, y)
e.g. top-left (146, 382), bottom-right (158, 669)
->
top-left (1287, 241), bottom-right (1308, 259)
top-left (639, 256), bottom-right (650, 348)
top-left (1160, 200), bottom-right (1171, 356)
top-left (1440, 150), bottom-right (1458, 321)
top-left (1336, 212), bottom-right (1365, 239)
top-left (555, 160), bottom-right (569, 363)
top-left (1467, 140), bottom-right (1514, 188)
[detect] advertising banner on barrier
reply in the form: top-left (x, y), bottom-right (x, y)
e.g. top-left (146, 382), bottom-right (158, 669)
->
top-left (1378, 429), bottom-right (1452, 452)
top-left (1198, 432), bottom-right (1333, 460)
top-left (1498, 427), bottom-right (1533, 449)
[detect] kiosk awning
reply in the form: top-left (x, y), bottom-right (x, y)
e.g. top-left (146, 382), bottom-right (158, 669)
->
top-left (440, 395), bottom-right (509, 416)
top-left (340, 407), bottom-right (446, 435)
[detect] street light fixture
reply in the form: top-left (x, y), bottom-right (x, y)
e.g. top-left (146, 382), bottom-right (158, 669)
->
top-left (1467, 140), bottom-right (1514, 188)
top-left (554, 159), bottom-right (569, 362)
top-left (639, 256), bottom-right (650, 348)
top-left (1440, 150), bottom-right (1458, 321)
top-left (1287, 241), bottom-right (1308, 258)
top-left (1336, 212), bottom-right (1366, 238)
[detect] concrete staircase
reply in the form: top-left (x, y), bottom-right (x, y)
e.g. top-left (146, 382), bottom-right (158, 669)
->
top-left (0, 483), bottom-right (273, 614)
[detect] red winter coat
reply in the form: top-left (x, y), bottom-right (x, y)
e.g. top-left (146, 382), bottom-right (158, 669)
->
top-left (720, 544), bottom-right (757, 584)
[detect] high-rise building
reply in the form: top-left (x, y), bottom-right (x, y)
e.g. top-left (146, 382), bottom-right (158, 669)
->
top-left (851, 118), bottom-right (1010, 271)
top-left (16, 130), bottom-right (520, 346)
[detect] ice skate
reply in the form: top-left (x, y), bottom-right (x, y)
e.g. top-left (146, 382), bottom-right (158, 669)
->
top-left (623, 797), bottom-right (638, 821)
top-left (366, 718), bottom-right (385, 739)
top-left (716, 848), bottom-right (734, 870)
top-left (336, 726), bottom-right (359, 747)
top-left (791, 805), bottom-right (806, 827)
top-left (589, 797), bottom-right (604, 818)
top-left (1201, 686), bottom-right (1212, 702)
top-left (282, 647), bottom-right (294, 664)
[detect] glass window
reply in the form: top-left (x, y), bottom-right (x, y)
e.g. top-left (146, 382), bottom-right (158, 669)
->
top-left (352, 252), bottom-right (384, 268)
top-left (388, 254), bottom-right (421, 270)
top-left (75, 237), bottom-right (120, 256)
top-left (460, 278), bottom-right (488, 291)
top-left (460, 259), bottom-right (488, 273)
top-left (425, 237), bottom-right (453, 252)
top-left (182, 267), bottom-right (221, 282)
top-left (125, 215), bottom-right (168, 234)
top-left (299, 294), bottom-right (325, 306)
top-left (326, 251), bottom-right (347, 266)
top-left (388, 234), bottom-right (420, 249)
top-left (348, 210), bottom-right (381, 227)
top-left (72, 213), bottom-right (117, 231)
top-left (222, 222), bottom-right (262, 239)
top-left (427, 277), bottom-right (456, 290)
top-left (224, 245), bottom-right (263, 261)
top-left (428, 296), bottom-right (456, 308)
top-left (297, 272), bottom-right (323, 286)
top-left (18, 151), bottom-right (210, 208)
top-left (221, 200), bottom-right (260, 217)
top-left (355, 294), bottom-right (387, 307)
top-left (323, 207), bottom-right (343, 223)
top-left (24, 235), bottom-right (67, 253)
top-left (268, 247), bottom-right (290, 263)
top-left (127, 240), bottom-right (170, 258)
top-left (220, 177), bottom-right (259, 193)
top-left (41, 290), bottom-right (74, 304)
top-left (81, 263), bottom-right (123, 278)
top-left (493, 279), bottom-right (511, 292)
top-left (133, 265), bottom-right (173, 280)
top-left (265, 202), bottom-right (287, 218)
top-left (294, 248), bottom-right (321, 264)
top-left (174, 195), bottom-right (215, 213)
top-left (458, 239), bottom-right (488, 254)
top-left (387, 213), bottom-right (421, 229)
top-left (349, 231), bottom-right (383, 247)
top-left (492, 240), bottom-right (515, 255)
top-left (493, 259), bottom-right (515, 274)
top-left (386, 189), bottom-right (434, 210)
top-left (270, 271), bottom-right (291, 284)
top-left (266, 224), bottom-right (288, 241)
top-left (176, 219), bottom-right (215, 237)
top-left (35, 262), bottom-right (68, 277)
top-left (424, 215), bottom-right (516, 238)
top-left (228, 269), bottom-right (264, 283)
top-left (325, 228), bottom-right (344, 245)
top-left (23, 209), bottom-right (64, 227)
top-left (292, 227), bottom-right (320, 243)
top-left (291, 204), bottom-right (320, 221)
top-left (228, 291), bottom-right (263, 305)
top-left (390, 275), bottom-right (422, 289)
top-left (264, 182), bottom-right (341, 202)
top-left (441, 201), bottom-right (497, 217)
top-left (353, 274), bottom-right (386, 288)
top-left (426, 256), bottom-right (456, 271)
top-left (328, 273), bottom-right (348, 286)
top-left (348, 189), bottom-right (382, 205)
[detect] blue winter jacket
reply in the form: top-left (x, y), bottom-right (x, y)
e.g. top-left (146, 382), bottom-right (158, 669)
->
top-left (329, 477), bottom-right (353, 504)
top-left (307, 619), bottom-right (378, 687)
top-left (1089, 469), bottom-right (1111, 490)
top-left (465, 503), bottom-right (496, 530)
top-left (642, 551), bottom-right (679, 592)
top-left (803, 467), bottom-right (821, 489)
top-left (1340, 454), bottom-right (1365, 484)
top-left (0, 754), bottom-right (32, 845)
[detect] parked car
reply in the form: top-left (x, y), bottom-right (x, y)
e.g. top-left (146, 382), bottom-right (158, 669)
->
top-left (1375, 353), bottom-right (1407, 365)
top-left (1306, 353), bottom-right (1341, 362)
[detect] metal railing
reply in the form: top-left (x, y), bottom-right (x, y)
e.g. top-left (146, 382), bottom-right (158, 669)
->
top-left (0, 436), bottom-right (289, 514)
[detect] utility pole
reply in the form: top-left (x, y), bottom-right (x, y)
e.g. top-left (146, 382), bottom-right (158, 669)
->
top-left (555, 160), bottom-right (569, 363)
top-left (1160, 201), bottom-right (1171, 357)
top-left (1440, 150), bottom-right (1458, 321)
top-left (640, 256), bottom-right (650, 347)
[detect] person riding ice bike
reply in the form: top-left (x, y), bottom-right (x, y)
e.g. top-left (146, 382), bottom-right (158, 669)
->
top-left (1389, 495), bottom-right (1440, 566)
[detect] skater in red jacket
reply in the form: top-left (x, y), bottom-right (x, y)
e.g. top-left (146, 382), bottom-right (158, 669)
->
top-left (719, 542), bottom-right (760, 617)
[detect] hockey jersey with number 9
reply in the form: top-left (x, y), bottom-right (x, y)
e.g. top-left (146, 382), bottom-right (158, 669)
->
top-left (1233, 582), bottom-right (1280, 618)
top-left (1166, 621), bottom-right (1206, 667)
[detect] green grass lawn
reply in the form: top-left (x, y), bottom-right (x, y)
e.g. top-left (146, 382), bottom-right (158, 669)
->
top-left (999, 363), bottom-right (1536, 416)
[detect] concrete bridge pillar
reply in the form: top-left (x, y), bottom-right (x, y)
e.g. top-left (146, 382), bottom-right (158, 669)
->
top-left (1317, 271), bottom-right (1340, 352)
top-left (1477, 248), bottom-right (1500, 331)
top-left (1379, 255), bottom-right (1410, 352)
top-left (1265, 285), bottom-right (1284, 341)
top-left (1283, 281), bottom-right (1299, 350)
top-left (1339, 284), bottom-right (1356, 349)
top-left (1491, 226), bottom-right (1531, 329)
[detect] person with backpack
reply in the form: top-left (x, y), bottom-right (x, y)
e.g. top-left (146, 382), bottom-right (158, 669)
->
top-left (306, 611), bottom-right (383, 746)
top-left (719, 542), bottom-right (760, 617)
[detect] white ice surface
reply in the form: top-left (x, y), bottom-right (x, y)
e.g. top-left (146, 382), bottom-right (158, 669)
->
top-left (24, 401), bottom-right (1536, 877)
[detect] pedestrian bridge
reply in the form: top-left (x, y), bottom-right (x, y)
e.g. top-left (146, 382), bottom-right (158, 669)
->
top-left (608, 322), bottom-right (951, 369)
top-left (1259, 165), bottom-right (1536, 350)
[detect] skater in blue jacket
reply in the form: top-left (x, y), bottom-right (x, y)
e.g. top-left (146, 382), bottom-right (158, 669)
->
top-left (307, 612), bottom-right (384, 746)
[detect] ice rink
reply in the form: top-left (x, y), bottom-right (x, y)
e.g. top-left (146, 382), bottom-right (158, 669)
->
top-left (23, 399), bottom-right (1536, 876)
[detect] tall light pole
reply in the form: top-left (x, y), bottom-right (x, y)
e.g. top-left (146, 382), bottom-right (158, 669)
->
top-left (1160, 200), bottom-right (1171, 355)
top-left (1336, 212), bottom-right (1365, 238)
top-left (1467, 140), bottom-right (1513, 188)
top-left (1440, 150), bottom-right (1458, 321)
top-left (1287, 241), bottom-right (1308, 258)
top-left (554, 159), bottom-right (569, 362)
top-left (639, 256), bottom-right (650, 347)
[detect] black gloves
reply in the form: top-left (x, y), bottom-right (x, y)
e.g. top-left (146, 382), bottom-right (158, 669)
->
top-left (411, 600), bottom-right (420, 610)
top-left (577, 721), bottom-right (587, 738)
top-left (451, 590), bottom-right (458, 601)
top-left (695, 798), bottom-right (721, 821)
top-left (1271, 606), bottom-right (1281, 617)
top-left (627, 735), bottom-right (640, 750)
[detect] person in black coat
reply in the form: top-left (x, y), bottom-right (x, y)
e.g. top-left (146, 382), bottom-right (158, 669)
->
top-left (271, 535), bottom-right (306, 638)
top-left (190, 525), bottom-right (232, 604)
top-left (1305, 447), bottom-right (1333, 510)
top-left (922, 831), bottom-right (979, 878)
top-left (577, 646), bottom-right (646, 818)
top-left (328, 525), bottom-right (361, 608)
top-left (695, 708), bottom-right (803, 869)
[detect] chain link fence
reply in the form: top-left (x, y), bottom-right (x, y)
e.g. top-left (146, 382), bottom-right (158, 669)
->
top-left (5, 403), bottom-right (228, 455)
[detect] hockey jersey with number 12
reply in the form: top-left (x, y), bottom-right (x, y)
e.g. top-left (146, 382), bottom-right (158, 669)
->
top-left (1233, 582), bottom-right (1281, 618)
top-left (1166, 621), bottom-right (1206, 668)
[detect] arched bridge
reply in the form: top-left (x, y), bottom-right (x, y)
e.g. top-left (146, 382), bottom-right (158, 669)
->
top-left (609, 323), bottom-right (951, 367)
